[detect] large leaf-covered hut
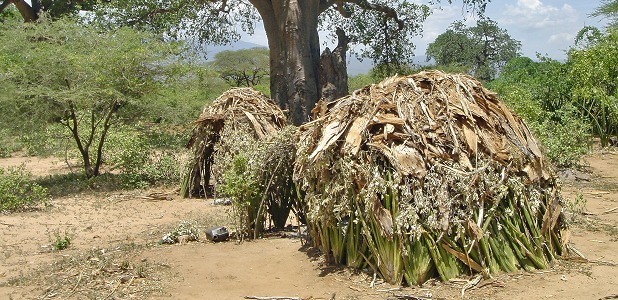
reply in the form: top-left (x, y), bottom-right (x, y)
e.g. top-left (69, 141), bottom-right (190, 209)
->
top-left (294, 70), bottom-right (567, 285)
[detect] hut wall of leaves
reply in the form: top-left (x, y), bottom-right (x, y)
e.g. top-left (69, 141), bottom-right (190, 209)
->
top-left (294, 71), bottom-right (567, 285)
top-left (182, 88), bottom-right (297, 238)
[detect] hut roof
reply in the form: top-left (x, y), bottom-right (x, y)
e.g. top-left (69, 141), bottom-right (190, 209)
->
top-left (297, 70), bottom-right (552, 182)
top-left (187, 87), bottom-right (286, 148)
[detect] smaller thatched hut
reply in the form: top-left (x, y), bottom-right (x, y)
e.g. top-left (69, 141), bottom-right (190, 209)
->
top-left (182, 87), bottom-right (297, 239)
top-left (294, 70), bottom-right (567, 285)
top-left (182, 87), bottom-right (286, 198)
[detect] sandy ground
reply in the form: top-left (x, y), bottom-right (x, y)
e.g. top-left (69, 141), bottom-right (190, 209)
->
top-left (0, 151), bottom-right (616, 300)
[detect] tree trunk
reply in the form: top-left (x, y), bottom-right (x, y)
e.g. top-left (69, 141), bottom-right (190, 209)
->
top-left (319, 28), bottom-right (349, 102)
top-left (0, 0), bottom-right (37, 22)
top-left (252, 0), bottom-right (322, 125)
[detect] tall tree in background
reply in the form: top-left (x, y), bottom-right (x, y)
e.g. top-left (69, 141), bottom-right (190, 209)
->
top-left (90, 0), bottom-right (489, 125)
top-left (1, 0), bottom-right (490, 125)
top-left (426, 19), bottom-right (521, 81)
top-left (210, 47), bottom-right (269, 87)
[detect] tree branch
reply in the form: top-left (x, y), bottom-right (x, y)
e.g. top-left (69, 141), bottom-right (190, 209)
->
top-left (319, 0), bottom-right (337, 13)
top-left (93, 99), bottom-right (118, 176)
top-left (343, 0), bottom-right (404, 30)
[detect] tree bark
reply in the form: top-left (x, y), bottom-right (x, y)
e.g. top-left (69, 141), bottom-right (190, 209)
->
top-left (319, 28), bottom-right (349, 102)
top-left (0, 0), bottom-right (37, 22)
top-left (251, 0), bottom-right (322, 125)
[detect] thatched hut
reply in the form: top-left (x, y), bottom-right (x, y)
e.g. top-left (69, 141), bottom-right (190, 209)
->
top-left (294, 70), bottom-right (566, 285)
top-left (182, 87), bottom-right (286, 198)
top-left (182, 87), bottom-right (297, 238)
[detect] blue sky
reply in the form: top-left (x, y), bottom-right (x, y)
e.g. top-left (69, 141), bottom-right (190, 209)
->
top-left (417, 0), bottom-right (607, 60)
top-left (241, 0), bottom-right (608, 62)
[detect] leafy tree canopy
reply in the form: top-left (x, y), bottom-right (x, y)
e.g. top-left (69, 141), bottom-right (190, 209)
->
top-left (426, 18), bottom-right (521, 81)
top-left (93, 0), bottom-right (489, 78)
top-left (210, 47), bottom-right (269, 87)
top-left (2, 0), bottom-right (491, 125)
top-left (591, 0), bottom-right (618, 29)
top-left (0, 0), bottom-right (100, 21)
top-left (0, 16), bottom-right (188, 177)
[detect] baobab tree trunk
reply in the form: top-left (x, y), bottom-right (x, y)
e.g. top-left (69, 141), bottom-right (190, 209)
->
top-left (0, 0), bottom-right (37, 21)
top-left (251, 0), bottom-right (322, 125)
top-left (319, 28), bottom-right (349, 102)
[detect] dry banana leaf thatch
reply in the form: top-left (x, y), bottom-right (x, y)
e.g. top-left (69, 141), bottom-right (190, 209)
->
top-left (301, 70), bottom-right (547, 181)
top-left (294, 70), bottom-right (567, 286)
top-left (181, 87), bottom-right (287, 198)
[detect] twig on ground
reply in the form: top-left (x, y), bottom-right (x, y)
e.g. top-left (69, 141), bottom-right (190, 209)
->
top-left (104, 279), bottom-right (122, 300)
top-left (602, 207), bottom-right (618, 214)
top-left (67, 271), bottom-right (84, 298)
top-left (387, 295), bottom-right (433, 300)
top-left (244, 297), bottom-right (301, 300)
top-left (461, 274), bottom-right (482, 298)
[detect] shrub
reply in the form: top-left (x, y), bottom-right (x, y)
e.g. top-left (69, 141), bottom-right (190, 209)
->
top-left (0, 165), bottom-right (48, 212)
top-left (49, 229), bottom-right (72, 251)
top-left (105, 125), bottom-right (183, 188)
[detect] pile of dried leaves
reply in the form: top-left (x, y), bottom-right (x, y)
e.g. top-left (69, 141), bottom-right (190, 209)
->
top-left (294, 70), bottom-right (567, 285)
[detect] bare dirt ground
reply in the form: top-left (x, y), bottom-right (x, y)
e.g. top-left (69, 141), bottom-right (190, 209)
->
top-left (0, 150), bottom-right (616, 300)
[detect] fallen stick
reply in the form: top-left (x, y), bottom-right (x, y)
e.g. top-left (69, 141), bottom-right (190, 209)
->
top-left (244, 297), bottom-right (301, 300)
top-left (461, 274), bottom-right (482, 298)
top-left (602, 207), bottom-right (618, 214)
top-left (388, 295), bottom-right (433, 300)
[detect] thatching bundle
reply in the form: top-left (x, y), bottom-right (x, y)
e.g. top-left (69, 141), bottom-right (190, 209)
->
top-left (294, 70), bottom-right (566, 285)
top-left (182, 87), bottom-right (286, 198)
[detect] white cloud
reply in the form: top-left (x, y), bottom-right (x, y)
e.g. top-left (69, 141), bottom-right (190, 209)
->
top-left (548, 32), bottom-right (574, 45)
top-left (502, 0), bottom-right (577, 29)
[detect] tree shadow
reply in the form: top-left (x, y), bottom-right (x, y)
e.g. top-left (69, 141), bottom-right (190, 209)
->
top-left (36, 173), bottom-right (136, 198)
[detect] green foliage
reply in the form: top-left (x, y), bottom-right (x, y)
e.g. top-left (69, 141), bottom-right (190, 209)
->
top-left (568, 28), bottom-right (618, 146)
top-left (215, 125), bottom-right (297, 239)
top-left (370, 62), bottom-right (415, 80)
top-left (426, 19), bottom-right (521, 81)
top-left (97, 0), bottom-right (489, 80)
top-left (490, 56), bottom-right (592, 168)
top-left (0, 17), bottom-right (193, 178)
top-left (320, 1), bottom-right (432, 70)
top-left (210, 47), bottom-right (269, 87)
top-left (591, 0), bottom-right (618, 29)
top-left (219, 152), bottom-right (262, 239)
top-left (0, 166), bottom-right (49, 212)
top-left (564, 193), bottom-right (587, 224)
top-left (49, 229), bottom-right (72, 251)
top-left (348, 73), bottom-right (375, 92)
top-left (142, 66), bottom-right (230, 125)
top-left (104, 125), bottom-right (184, 189)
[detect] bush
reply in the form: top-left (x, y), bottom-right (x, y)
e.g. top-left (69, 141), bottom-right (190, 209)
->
top-left (530, 110), bottom-right (591, 168)
top-left (497, 87), bottom-right (591, 168)
top-left (105, 125), bottom-right (183, 188)
top-left (215, 125), bottom-right (297, 239)
top-left (0, 165), bottom-right (48, 212)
